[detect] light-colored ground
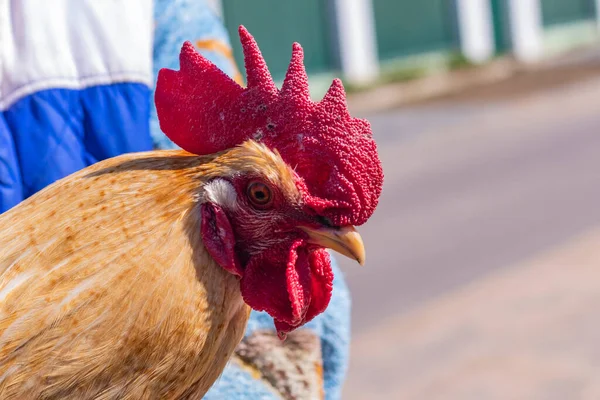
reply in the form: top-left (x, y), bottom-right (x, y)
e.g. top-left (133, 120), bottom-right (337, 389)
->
top-left (347, 229), bottom-right (600, 400)
top-left (341, 49), bottom-right (600, 399)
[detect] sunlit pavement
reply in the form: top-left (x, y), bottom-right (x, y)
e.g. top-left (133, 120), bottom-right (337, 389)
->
top-left (347, 229), bottom-right (600, 400)
top-left (340, 61), bottom-right (600, 399)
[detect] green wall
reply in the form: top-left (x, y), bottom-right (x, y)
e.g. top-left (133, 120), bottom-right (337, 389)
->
top-left (222, 0), bottom-right (334, 81)
top-left (372, 0), bottom-right (458, 60)
top-left (490, 0), bottom-right (509, 53)
top-left (541, 0), bottom-right (595, 26)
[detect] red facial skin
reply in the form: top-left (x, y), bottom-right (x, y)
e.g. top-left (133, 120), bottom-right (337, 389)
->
top-left (200, 176), bottom-right (333, 337)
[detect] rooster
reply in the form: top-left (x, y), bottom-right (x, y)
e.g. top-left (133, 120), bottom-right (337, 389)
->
top-left (0, 27), bottom-right (383, 398)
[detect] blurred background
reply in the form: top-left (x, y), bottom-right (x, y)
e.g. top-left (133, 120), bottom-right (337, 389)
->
top-left (214, 0), bottom-right (600, 398)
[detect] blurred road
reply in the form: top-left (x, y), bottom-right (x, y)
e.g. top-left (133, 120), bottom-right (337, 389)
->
top-left (340, 64), bottom-right (600, 398)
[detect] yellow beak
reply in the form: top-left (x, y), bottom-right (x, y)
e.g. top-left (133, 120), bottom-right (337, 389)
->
top-left (299, 225), bottom-right (366, 265)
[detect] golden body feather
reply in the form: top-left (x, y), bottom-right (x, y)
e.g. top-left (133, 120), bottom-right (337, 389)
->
top-left (0, 142), bottom-right (296, 399)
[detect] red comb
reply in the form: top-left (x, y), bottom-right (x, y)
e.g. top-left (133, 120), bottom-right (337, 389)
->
top-left (155, 26), bottom-right (383, 226)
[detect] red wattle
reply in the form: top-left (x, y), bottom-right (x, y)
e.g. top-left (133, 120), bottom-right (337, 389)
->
top-left (240, 242), bottom-right (333, 333)
top-left (273, 248), bottom-right (333, 334)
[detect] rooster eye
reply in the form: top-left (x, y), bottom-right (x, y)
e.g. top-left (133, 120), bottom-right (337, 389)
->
top-left (247, 181), bottom-right (273, 208)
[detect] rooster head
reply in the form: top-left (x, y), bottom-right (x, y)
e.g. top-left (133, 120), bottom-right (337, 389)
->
top-left (155, 26), bottom-right (383, 337)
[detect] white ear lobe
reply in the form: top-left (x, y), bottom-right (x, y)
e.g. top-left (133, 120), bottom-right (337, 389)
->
top-left (204, 179), bottom-right (238, 210)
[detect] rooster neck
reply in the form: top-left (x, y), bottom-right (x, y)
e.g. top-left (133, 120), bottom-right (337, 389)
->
top-left (0, 150), bottom-right (251, 398)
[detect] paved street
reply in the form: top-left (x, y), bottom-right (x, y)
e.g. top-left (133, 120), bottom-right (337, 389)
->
top-left (340, 62), bottom-right (600, 399)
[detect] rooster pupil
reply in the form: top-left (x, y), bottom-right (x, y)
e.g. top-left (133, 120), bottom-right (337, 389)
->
top-left (247, 181), bottom-right (272, 207)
